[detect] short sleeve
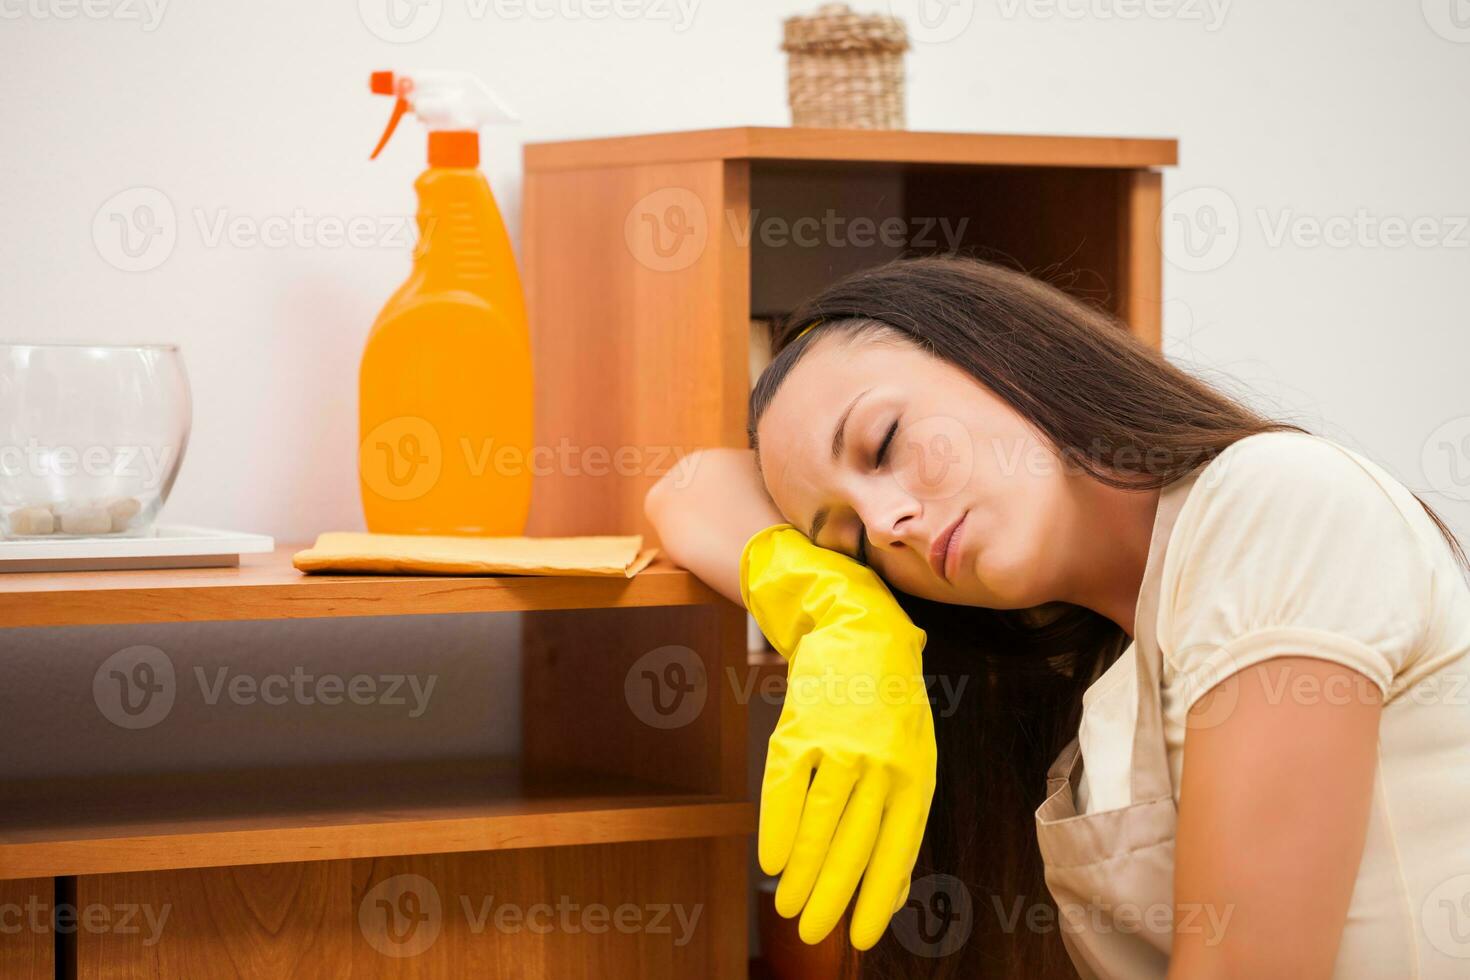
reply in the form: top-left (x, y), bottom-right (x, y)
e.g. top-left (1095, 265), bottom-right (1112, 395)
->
top-left (1157, 433), bottom-right (1433, 707)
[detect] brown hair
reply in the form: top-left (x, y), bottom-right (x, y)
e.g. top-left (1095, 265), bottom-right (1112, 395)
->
top-left (747, 256), bottom-right (1466, 978)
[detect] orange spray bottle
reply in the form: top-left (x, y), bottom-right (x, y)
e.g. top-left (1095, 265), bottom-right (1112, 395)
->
top-left (359, 70), bottom-right (533, 535)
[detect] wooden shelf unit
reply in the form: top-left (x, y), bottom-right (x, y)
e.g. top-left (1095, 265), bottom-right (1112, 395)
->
top-left (521, 125), bottom-right (1174, 979)
top-left (0, 549), bottom-right (750, 977)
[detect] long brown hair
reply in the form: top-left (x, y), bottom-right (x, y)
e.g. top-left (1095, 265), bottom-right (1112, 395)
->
top-left (747, 256), bottom-right (1467, 978)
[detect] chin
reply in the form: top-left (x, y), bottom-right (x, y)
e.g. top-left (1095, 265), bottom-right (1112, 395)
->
top-left (969, 551), bottom-right (1046, 610)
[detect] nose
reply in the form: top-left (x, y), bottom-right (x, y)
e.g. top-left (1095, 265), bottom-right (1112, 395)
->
top-left (855, 483), bottom-right (921, 555)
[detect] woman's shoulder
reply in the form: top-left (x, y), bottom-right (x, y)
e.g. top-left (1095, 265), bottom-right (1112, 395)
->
top-left (1158, 429), bottom-right (1462, 698)
top-left (1196, 429), bottom-right (1389, 493)
top-left (1180, 430), bottom-right (1470, 586)
top-left (1182, 430), bottom-right (1430, 544)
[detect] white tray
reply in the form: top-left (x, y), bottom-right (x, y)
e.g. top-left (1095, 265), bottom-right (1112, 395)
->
top-left (0, 525), bottom-right (276, 573)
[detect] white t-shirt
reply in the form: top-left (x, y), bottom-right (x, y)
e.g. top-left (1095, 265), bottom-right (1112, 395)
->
top-left (1074, 430), bottom-right (1470, 976)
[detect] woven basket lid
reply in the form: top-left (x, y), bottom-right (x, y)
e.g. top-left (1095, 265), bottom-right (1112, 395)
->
top-left (782, 3), bottom-right (910, 54)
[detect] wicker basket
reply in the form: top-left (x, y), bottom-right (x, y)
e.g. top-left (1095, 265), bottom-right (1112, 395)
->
top-left (782, 3), bottom-right (909, 130)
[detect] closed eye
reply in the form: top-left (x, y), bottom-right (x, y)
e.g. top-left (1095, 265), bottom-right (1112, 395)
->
top-left (854, 418), bottom-right (900, 565)
top-left (875, 419), bottom-right (898, 469)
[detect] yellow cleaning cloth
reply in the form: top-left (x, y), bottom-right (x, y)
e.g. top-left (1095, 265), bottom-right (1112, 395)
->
top-left (292, 532), bottom-right (658, 578)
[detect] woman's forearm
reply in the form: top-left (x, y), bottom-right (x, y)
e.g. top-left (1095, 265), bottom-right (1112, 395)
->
top-left (1169, 657), bottom-right (1381, 979)
top-left (644, 448), bottom-right (784, 606)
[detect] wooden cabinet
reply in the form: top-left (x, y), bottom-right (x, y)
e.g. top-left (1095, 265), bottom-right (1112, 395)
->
top-left (0, 560), bottom-right (751, 977)
top-left (520, 125), bottom-right (1174, 977)
top-left (0, 878), bottom-right (52, 979)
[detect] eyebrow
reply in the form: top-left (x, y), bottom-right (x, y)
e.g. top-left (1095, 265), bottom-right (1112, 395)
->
top-left (806, 388), bottom-right (872, 542)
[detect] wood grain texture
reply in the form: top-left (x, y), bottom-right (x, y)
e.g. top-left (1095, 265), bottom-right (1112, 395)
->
top-left (522, 159), bottom-right (751, 544)
top-left (0, 760), bottom-right (752, 881)
top-left (1115, 168), bottom-right (1165, 347)
top-left (76, 860), bottom-right (347, 979)
top-left (77, 840), bottom-right (746, 978)
top-left (525, 126), bottom-right (1178, 173)
top-left (0, 548), bottom-right (718, 627)
top-left (0, 877), bottom-right (53, 979)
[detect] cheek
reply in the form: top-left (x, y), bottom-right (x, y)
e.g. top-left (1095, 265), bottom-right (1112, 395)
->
top-left (967, 475), bottom-right (1063, 606)
top-left (970, 427), bottom-right (1053, 485)
top-left (894, 413), bottom-right (977, 504)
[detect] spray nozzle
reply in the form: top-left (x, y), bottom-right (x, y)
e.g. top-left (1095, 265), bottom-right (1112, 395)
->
top-left (369, 70), bottom-right (519, 163)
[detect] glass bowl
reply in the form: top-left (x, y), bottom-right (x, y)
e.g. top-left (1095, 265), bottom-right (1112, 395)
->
top-left (0, 343), bottom-right (192, 539)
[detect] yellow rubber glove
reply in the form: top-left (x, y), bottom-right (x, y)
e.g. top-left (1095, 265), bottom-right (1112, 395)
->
top-left (740, 523), bottom-right (937, 950)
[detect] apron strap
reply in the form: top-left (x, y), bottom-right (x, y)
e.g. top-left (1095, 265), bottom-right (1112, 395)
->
top-left (1129, 468), bottom-right (1203, 805)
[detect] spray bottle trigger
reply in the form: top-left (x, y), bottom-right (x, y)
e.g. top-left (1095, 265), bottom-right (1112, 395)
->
top-left (370, 95), bottom-right (411, 160)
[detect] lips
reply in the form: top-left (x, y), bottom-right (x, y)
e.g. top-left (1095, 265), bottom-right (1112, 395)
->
top-left (929, 512), bottom-right (967, 584)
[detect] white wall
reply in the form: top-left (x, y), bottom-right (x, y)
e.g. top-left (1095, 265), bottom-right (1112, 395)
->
top-left (2, 0), bottom-right (1464, 542)
top-left (1, 0), bottom-right (1465, 775)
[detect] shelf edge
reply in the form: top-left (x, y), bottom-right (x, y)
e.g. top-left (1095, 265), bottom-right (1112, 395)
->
top-left (0, 800), bottom-right (755, 880)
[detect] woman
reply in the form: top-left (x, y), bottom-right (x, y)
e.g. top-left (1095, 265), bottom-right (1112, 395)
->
top-left (645, 257), bottom-right (1470, 978)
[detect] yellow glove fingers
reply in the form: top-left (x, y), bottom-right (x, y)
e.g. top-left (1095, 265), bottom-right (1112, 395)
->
top-left (773, 761), bottom-right (859, 918)
top-left (796, 771), bottom-right (889, 945)
top-left (849, 795), bottom-right (929, 950)
top-left (742, 521), bottom-right (937, 949)
top-left (757, 745), bottom-right (819, 876)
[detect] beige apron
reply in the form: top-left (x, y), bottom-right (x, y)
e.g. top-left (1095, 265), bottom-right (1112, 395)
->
top-left (1034, 469), bottom-right (1202, 980)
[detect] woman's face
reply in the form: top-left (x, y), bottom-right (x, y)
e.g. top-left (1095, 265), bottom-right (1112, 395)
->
top-left (755, 328), bottom-right (1078, 608)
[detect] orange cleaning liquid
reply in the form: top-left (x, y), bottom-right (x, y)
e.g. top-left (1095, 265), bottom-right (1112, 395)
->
top-left (358, 134), bottom-right (533, 535)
